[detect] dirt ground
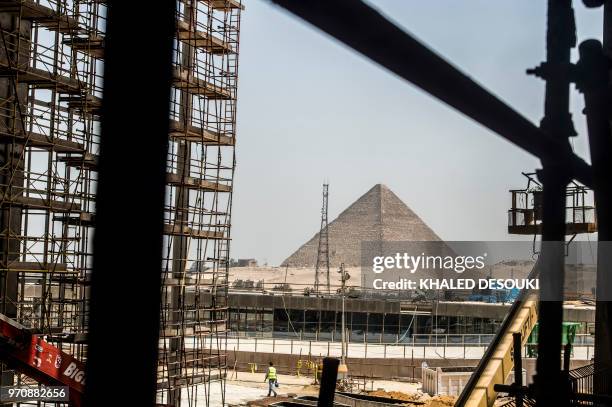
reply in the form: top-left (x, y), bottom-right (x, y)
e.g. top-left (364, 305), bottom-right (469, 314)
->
top-left (224, 370), bottom-right (455, 406)
top-left (246, 396), bottom-right (295, 406)
top-left (366, 389), bottom-right (456, 406)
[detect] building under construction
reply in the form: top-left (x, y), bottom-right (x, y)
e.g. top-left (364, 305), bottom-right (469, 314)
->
top-left (0, 1), bottom-right (609, 407)
top-left (0, 0), bottom-right (243, 406)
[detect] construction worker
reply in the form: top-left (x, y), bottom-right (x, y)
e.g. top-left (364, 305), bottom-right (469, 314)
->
top-left (264, 361), bottom-right (278, 397)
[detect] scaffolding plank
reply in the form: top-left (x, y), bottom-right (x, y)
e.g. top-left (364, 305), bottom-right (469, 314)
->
top-left (0, 0), bottom-right (80, 33)
top-left (62, 35), bottom-right (104, 59)
top-left (53, 212), bottom-right (95, 226)
top-left (163, 224), bottom-right (225, 239)
top-left (0, 261), bottom-right (68, 272)
top-left (0, 195), bottom-right (81, 212)
top-left (0, 64), bottom-right (81, 93)
top-left (176, 20), bottom-right (234, 54)
top-left (180, 0), bottom-right (244, 11)
top-left (59, 93), bottom-right (102, 115)
top-left (169, 120), bottom-right (234, 145)
top-left (0, 129), bottom-right (85, 152)
top-left (57, 152), bottom-right (98, 170)
top-left (208, 0), bottom-right (244, 10)
top-left (508, 223), bottom-right (597, 235)
top-left (166, 172), bottom-right (232, 192)
top-left (172, 68), bottom-right (232, 99)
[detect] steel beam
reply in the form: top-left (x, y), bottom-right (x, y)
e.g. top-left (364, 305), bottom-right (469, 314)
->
top-left (269, 0), bottom-right (593, 187)
top-left (318, 357), bottom-right (339, 407)
top-left (578, 38), bottom-right (612, 394)
top-left (533, 3), bottom-right (576, 406)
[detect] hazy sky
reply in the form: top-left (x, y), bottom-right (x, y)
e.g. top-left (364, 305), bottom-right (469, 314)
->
top-left (231, 0), bottom-right (604, 266)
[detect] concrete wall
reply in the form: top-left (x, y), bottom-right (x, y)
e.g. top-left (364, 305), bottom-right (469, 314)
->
top-left (227, 350), bottom-right (479, 380)
top-left (220, 292), bottom-right (595, 324)
top-left (228, 350), bottom-right (593, 385)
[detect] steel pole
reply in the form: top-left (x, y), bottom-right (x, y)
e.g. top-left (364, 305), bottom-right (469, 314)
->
top-left (534, 1), bottom-right (575, 406)
top-left (578, 38), bottom-right (612, 395)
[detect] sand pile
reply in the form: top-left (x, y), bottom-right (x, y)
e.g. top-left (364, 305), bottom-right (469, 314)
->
top-left (365, 390), bottom-right (456, 406)
top-left (367, 389), bottom-right (422, 401)
top-left (427, 395), bottom-right (457, 406)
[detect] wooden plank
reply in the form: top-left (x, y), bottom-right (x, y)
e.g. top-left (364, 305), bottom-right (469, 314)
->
top-left (166, 172), bottom-right (231, 192)
top-left (0, 0), bottom-right (80, 32)
top-left (53, 212), bottom-right (95, 226)
top-left (209, 0), bottom-right (244, 10)
top-left (169, 120), bottom-right (234, 145)
top-left (1, 261), bottom-right (69, 272)
top-left (63, 35), bottom-right (104, 59)
top-left (172, 68), bottom-right (232, 99)
top-left (0, 65), bottom-right (81, 93)
top-left (1, 195), bottom-right (81, 212)
top-left (59, 93), bottom-right (102, 115)
top-left (508, 223), bottom-right (597, 235)
top-left (0, 129), bottom-right (84, 152)
top-left (176, 20), bottom-right (233, 54)
top-left (163, 224), bottom-right (225, 239)
top-left (57, 152), bottom-right (98, 170)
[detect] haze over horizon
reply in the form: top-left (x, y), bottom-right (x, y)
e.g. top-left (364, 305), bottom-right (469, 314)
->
top-left (232, 0), bottom-right (603, 266)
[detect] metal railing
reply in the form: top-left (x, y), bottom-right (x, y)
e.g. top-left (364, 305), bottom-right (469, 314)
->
top-left (218, 335), bottom-right (595, 361)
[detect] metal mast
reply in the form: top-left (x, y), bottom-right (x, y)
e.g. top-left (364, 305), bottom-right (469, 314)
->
top-left (314, 183), bottom-right (330, 294)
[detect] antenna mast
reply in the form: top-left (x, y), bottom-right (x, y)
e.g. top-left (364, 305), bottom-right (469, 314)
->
top-left (314, 183), bottom-right (330, 294)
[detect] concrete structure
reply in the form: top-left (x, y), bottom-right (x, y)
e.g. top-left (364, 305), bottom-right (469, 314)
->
top-left (222, 292), bottom-right (595, 342)
top-left (236, 258), bottom-right (259, 267)
top-left (421, 366), bottom-right (526, 396)
top-left (282, 184), bottom-right (442, 267)
top-left (0, 1), bottom-right (244, 406)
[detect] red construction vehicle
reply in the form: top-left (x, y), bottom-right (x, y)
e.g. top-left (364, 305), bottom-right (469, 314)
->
top-left (0, 314), bottom-right (85, 406)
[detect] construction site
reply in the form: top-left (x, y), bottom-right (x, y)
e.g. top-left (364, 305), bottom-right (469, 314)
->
top-left (0, 1), bottom-right (608, 407)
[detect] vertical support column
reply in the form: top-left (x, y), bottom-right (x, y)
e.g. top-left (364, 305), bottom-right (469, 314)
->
top-left (318, 357), bottom-right (339, 407)
top-left (535, 167), bottom-right (569, 405)
top-left (166, 2), bottom-right (195, 404)
top-left (577, 38), bottom-right (612, 392)
top-left (532, 1), bottom-right (575, 405)
top-left (0, 11), bottom-right (30, 387)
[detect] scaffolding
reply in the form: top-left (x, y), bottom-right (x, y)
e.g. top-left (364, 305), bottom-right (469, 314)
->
top-left (0, 0), bottom-right (243, 406)
top-left (0, 0), bottom-right (104, 397)
top-left (158, 0), bottom-right (243, 406)
top-left (508, 174), bottom-right (597, 236)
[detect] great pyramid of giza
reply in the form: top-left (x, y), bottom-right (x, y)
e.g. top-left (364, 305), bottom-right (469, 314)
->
top-left (281, 184), bottom-right (442, 267)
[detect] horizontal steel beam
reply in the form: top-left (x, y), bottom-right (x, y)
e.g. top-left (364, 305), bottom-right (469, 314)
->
top-left (270, 0), bottom-right (593, 187)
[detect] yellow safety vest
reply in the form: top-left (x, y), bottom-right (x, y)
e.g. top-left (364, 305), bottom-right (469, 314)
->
top-left (267, 367), bottom-right (277, 380)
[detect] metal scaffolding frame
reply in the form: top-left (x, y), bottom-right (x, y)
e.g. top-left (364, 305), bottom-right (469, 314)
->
top-left (0, 0), bottom-right (243, 406)
top-left (157, 0), bottom-right (242, 405)
top-left (0, 0), bottom-right (104, 393)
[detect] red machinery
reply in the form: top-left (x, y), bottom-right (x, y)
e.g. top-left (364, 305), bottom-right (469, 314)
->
top-left (0, 314), bottom-right (85, 406)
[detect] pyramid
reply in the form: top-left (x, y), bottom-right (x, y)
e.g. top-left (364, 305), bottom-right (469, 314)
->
top-left (281, 184), bottom-right (442, 267)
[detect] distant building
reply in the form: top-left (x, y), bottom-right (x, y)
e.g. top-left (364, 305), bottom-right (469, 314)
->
top-left (234, 258), bottom-right (258, 267)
